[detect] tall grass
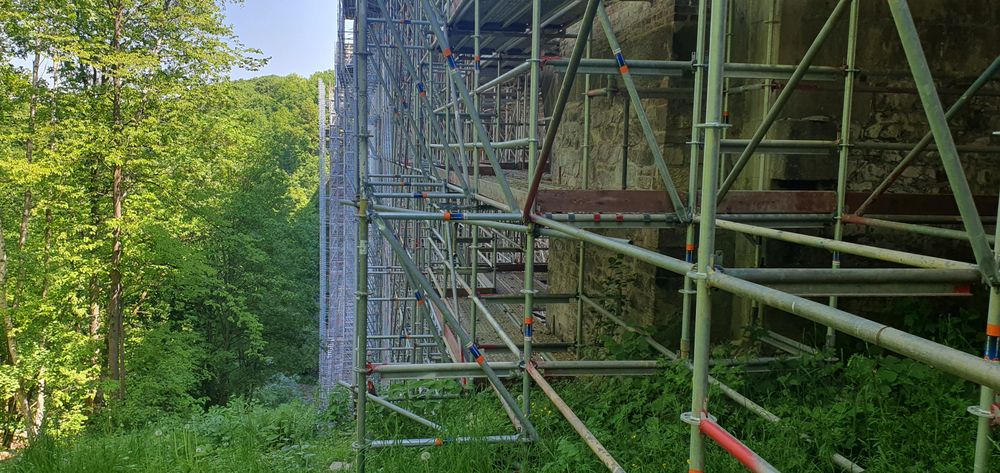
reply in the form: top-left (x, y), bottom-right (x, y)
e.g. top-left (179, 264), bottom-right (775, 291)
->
top-left (5, 353), bottom-right (998, 472)
top-left (2, 400), bottom-right (351, 473)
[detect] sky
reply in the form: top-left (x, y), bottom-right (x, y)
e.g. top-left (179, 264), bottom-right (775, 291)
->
top-left (223, 0), bottom-right (338, 80)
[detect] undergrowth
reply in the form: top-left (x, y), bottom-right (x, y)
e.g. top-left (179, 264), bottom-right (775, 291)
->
top-left (340, 351), bottom-right (1000, 472)
top-left (4, 355), bottom-right (998, 472)
top-left (5, 298), bottom-right (999, 472)
top-left (1, 400), bottom-right (352, 473)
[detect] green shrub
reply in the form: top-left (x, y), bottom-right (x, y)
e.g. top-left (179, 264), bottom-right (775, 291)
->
top-left (100, 326), bottom-right (208, 430)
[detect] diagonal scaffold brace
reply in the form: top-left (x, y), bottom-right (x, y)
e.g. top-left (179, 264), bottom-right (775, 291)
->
top-left (418, 0), bottom-right (520, 211)
top-left (370, 211), bottom-right (539, 440)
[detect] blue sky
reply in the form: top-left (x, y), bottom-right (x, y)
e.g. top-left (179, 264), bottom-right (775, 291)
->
top-left (224, 0), bottom-right (338, 79)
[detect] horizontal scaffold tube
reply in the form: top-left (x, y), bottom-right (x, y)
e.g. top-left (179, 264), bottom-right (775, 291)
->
top-left (711, 218), bottom-right (979, 271)
top-left (368, 173), bottom-right (428, 179)
top-left (545, 212), bottom-right (833, 227)
top-left (716, 139), bottom-right (1000, 155)
top-left (370, 192), bottom-right (466, 199)
top-left (547, 58), bottom-right (843, 80)
top-left (429, 138), bottom-right (530, 149)
top-left (708, 272), bottom-right (1000, 390)
top-left (366, 181), bottom-right (447, 187)
top-left (841, 214), bottom-right (996, 246)
top-left (532, 215), bottom-right (1000, 391)
top-left (373, 210), bottom-right (522, 222)
top-left (720, 267), bottom-right (982, 284)
top-left (368, 434), bottom-right (523, 449)
top-left (475, 61), bottom-right (531, 94)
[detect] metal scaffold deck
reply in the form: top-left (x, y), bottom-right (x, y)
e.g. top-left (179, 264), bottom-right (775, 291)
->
top-left (320, 0), bottom-right (1000, 471)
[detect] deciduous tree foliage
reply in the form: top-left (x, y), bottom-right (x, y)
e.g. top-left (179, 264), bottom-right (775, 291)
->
top-left (0, 0), bottom-right (322, 442)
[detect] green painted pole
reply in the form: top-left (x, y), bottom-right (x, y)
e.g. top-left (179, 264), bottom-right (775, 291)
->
top-left (688, 0), bottom-right (728, 469)
top-left (827, 0), bottom-right (860, 351)
top-left (443, 222), bottom-right (462, 337)
top-left (582, 38), bottom-right (592, 189)
top-left (887, 0), bottom-right (1000, 286)
top-left (574, 240), bottom-right (586, 355)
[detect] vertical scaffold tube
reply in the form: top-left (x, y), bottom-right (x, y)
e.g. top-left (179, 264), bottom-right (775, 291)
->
top-left (688, 0), bottom-right (728, 471)
top-left (470, 0), bottom-right (481, 344)
top-left (680, 0), bottom-right (709, 360)
top-left (353, 0), bottom-right (371, 469)
top-left (973, 188), bottom-right (1000, 472)
top-left (827, 0), bottom-right (859, 351)
top-left (576, 38), bottom-right (592, 356)
top-left (522, 3), bottom-right (542, 469)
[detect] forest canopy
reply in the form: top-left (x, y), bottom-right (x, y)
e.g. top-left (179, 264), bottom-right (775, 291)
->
top-left (0, 0), bottom-right (325, 444)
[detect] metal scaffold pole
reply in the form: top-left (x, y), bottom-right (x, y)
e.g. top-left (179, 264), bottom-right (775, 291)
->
top-left (827, 0), bottom-right (860, 351)
top-left (575, 35), bottom-right (592, 356)
top-left (470, 0), bottom-right (481, 344)
top-left (354, 0), bottom-right (371, 470)
top-left (680, 0), bottom-right (709, 360)
top-left (973, 189), bottom-right (1000, 473)
top-left (521, 4), bottom-right (542, 464)
top-left (686, 0), bottom-right (728, 469)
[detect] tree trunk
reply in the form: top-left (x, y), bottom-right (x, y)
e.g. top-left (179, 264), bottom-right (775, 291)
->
top-left (107, 5), bottom-right (126, 401)
top-left (17, 50), bottom-right (40, 250)
top-left (88, 160), bottom-right (103, 407)
top-left (108, 164), bottom-right (124, 400)
top-left (2, 48), bottom-right (45, 440)
top-left (40, 209), bottom-right (51, 300)
top-left (31, 369), bottom-right (44, 435)
top-left (0, 214), bottom-right (35, 439)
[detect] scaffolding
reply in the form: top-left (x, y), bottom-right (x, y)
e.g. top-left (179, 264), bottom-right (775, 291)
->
top-left (323, 0), bottom-right (1000, 471)
top-left (319, 8), bottom-right (360, 396)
